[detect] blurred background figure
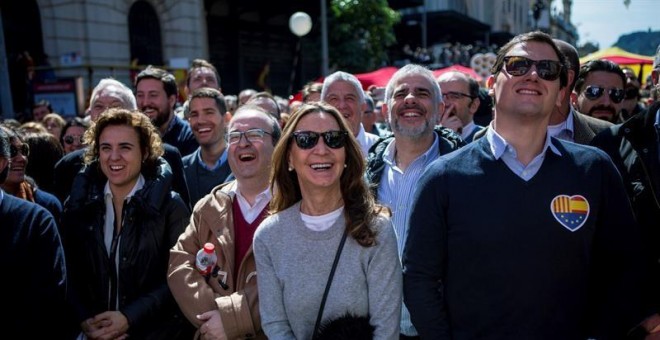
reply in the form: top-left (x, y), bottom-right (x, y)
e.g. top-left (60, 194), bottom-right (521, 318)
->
top-left (42, 113), bottom-right (66, 140)
top-left (60, 117), bottom-right (89, 154)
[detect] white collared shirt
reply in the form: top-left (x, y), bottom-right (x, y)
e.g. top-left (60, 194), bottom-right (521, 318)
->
top-left (231, 187), bottom-right (271, 224)
top-left (103, 175), bottom-right (145, 255)
top-left (356, 124), bottom-right (379, 157)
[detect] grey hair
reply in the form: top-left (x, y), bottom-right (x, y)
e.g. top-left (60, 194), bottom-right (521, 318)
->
top-left (384, 64), bottom-right (442, 105)
top-left (321, 71), bottom-right (366, 104)
top-left (90, 78), bottom-right (137, 110)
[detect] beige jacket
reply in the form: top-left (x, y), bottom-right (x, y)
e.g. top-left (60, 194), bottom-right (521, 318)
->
top-left (168, 181), bottom-right (264, 339)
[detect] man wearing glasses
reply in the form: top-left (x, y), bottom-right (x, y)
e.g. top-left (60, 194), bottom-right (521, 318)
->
top-left (437, 71), bottom-right (484, 143)
top-left (183, 88), bottom-right (232, 205)
top-left (571, 59), bottom-right (626, 123)
top-left (404, 31), bottom-right (644, 338)
top-left (169, 104), bottom-right (281, 339)
top-left (548, 39), bottom-right (613, 144)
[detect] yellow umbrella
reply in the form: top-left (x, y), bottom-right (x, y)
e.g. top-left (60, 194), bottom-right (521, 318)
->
top-left (580, 47), bottom-right (654, 86)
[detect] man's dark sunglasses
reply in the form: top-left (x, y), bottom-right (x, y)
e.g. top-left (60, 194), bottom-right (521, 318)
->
top-left (292, 130), bottom-right (348, 150)
top-left (502, 56), bottom-right (562, 81)
top-left (63, 135), bottom-right (83, 145)
top-left (624, 87), bottom-right (639, 100)
top-left (10, 144), bottom-right (30, 158)
top-left (583, 85), bottom-right (625, 104)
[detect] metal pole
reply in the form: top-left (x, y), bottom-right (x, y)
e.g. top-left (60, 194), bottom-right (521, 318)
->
top-left (421, 1), bottom-right (427, 49)
top-left (321, 0), bottom-right (329, 76)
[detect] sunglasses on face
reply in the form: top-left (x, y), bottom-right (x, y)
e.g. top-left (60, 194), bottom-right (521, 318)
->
top-left (292, 130), bottom-right (348, 150)
top-left (63, 135), bottom-right (83, 145)
top-left (583, 85), bottom-right (625, 103)
top-left (624, 87), bottom-right (639, 100)
top-left (10, 144), bottom-right (30, 158)
top-left (225, 128), bottom-right (272, 145)
top-left (502, 56), bottom-right (563, 81)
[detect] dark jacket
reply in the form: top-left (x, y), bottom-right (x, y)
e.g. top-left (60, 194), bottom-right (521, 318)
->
top-left (62, 158), bottom-right (193, 339)
top-left (365, 126), bottom-right (465, 195)
top-left (1, 193), bottom-right (69, 338)
top-left (573, 109), bottom-right (613, 145)
top-left (163, 115), bottom-right (198, 157)
top-left (53, 143), bottom-right (191, 208)
top-left (591, 103), bottom-right (660, 314)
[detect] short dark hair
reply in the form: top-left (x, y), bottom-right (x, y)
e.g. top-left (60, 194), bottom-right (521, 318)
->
top-left (185, 88), bottom-right (227, 116)
top-left (574, 59), bottom-right (626, 94)
top-left (491, 31), bottom-right (568, 88)
top-left (186, 59), bottom-right (220, 88)
top-left (553, 39), bottom-right (580, 91)
top-left (135, 65), bottom-right (178, 97)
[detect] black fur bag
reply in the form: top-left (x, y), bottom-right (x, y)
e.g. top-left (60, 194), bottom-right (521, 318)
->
top-left (315, 314), bottom-right (374, 340)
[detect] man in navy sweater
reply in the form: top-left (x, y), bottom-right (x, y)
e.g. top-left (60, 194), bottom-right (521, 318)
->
top-left (0, 128), bottom-right (69, 337)
top-left (403, 31), bottom-right (645, 339)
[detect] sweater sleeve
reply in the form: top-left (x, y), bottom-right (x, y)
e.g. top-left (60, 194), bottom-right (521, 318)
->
top-left (368, 217), bottom-right (402, 340)
top-left (253, 218), bottom-right (296, 339)
top-left (587, 152), bottom-right (646, 338)
top-left (403, 163), bottom-right (451, 338)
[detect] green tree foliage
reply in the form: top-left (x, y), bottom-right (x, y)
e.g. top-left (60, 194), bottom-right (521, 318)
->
top-left (329, 0), bottom-right (400, 73)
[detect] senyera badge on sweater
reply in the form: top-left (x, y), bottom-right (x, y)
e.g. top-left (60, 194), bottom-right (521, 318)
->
top-left (550, 194), bottom-right (590, 232)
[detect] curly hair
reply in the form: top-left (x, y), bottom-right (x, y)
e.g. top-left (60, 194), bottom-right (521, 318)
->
top-left (270, 102), bottom-right (382, 247)
top-left (83, 108), bottom-right (164, 170)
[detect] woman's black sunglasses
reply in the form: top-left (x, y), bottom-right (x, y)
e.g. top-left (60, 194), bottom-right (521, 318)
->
top-left (292, 130), bottom-right (348, 150)
top-left (583, 85), bottom-right (625, 104)
top-left (10, 143), bottom-right (30, 158)
top-left (502, 56), bottom-right (562, 81)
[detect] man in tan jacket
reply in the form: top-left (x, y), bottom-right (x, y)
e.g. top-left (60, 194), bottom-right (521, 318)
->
top-left (168, 104), bottom-right (281, 339)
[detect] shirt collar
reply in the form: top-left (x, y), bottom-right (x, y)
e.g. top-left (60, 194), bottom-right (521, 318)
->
top-left (461, 121), bottom-right (476, 140)
top-left (196, 147), bottom-right (228, 171)
top-left (486, 123), bottom-right (561, 160)
top-left (232, 186), bottom-right (272, 208)
top-left (104, 174), bottom-right (146, 202)
top-left (547, 108), bottom-right (575, 140)
top-left (383, 132), bottom-right (439, 168)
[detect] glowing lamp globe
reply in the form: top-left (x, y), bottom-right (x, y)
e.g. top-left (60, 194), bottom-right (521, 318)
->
top-left (289, 12), bottom-right (312, 37)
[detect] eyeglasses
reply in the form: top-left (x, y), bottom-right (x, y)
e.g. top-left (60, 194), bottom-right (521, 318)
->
top-left (502, 56), bottom-right (563, 81)
top-left (10, 144), bottom-right (30, 158)
top-left (583, 85), bottom-right (625, 104)
top-left (443, 91), bottom-right (476, 101)
top-left (63, 135), bottom-right (84, 145)
top-left (624, 87), bottom-right (639, 100)
top-left (226, 128), bottom-right (272, 145)
top-left (292, 130), bottom-right (348, 149)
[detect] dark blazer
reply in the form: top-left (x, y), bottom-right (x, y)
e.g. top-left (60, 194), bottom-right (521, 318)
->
top-left (572, 109), bottom-right (613, 145)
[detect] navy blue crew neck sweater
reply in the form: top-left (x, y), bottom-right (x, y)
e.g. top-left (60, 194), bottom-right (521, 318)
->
top-left (403, 137), bottom-right (645, 339)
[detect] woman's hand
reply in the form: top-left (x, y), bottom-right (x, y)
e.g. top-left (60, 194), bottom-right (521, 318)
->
top-left (85, 311), bottom-right (129, 340)
top-left (197, 310), bottom-right (227, 340)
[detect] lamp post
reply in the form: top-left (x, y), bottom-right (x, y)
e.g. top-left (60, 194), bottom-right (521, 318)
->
top-left (289, 12), bottom-right (312, 96)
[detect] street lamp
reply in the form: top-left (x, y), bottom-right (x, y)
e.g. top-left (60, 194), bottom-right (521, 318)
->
top-left (289, 12), bottom-right (312, 96)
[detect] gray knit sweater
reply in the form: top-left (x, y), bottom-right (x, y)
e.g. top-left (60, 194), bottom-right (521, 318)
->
top-left (253, 201), bottom-right (402, 339)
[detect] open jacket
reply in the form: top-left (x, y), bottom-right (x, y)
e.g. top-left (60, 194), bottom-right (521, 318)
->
top-left (168, 181), bottom-right (264, 339)
top-left (365, 125), bottom-right (465, 195)
top-left (591, 104), bottom-right (660, 313)
top-left (62, 158), bottom-right (192, 339)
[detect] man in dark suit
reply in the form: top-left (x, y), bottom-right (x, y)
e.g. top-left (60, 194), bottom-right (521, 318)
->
top-left (591, 43), bottom-right (660, 338)
top-left (548, 39), bottom-right (612, 144)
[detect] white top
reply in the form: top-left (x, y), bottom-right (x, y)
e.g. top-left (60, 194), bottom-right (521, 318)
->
top-left (300, 206), bottom-right (344, 231)
top-left (356, 124), bottom-right (380, 157)
top-left (231, 186), bottom-right (271, 223)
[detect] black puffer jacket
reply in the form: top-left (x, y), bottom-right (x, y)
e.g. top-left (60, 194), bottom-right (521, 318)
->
top-left (62, 158), bottom-right (193, 339)
top-left (365, 126), bottom-right (465, 195)
top-left (591, 104), bottom-right (660, 314)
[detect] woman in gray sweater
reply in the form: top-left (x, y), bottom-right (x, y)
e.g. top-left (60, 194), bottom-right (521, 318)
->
top-left (254, 102), bottom-right (402, 339)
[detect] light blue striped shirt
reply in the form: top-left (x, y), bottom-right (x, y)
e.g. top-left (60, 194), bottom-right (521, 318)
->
top-left (377, 133), bottom-right (440, 337)
top-left (486, 125), bottom-right (561, 181)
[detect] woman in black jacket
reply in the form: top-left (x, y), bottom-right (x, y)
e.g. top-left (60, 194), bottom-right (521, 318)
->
top-left (63, 108), bottom-right (193, 339)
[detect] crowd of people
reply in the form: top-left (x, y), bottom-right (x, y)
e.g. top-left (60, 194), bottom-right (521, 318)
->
top-left (1, 30), bottom-right (659, 339)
